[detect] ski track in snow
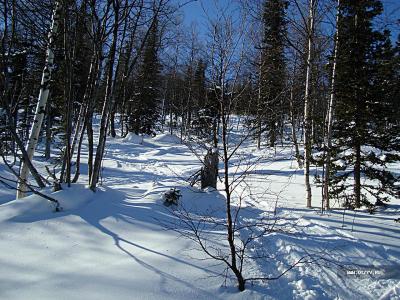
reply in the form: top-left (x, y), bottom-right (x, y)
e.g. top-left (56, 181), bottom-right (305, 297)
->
top-left (0, 124), bottom-right (399, 300)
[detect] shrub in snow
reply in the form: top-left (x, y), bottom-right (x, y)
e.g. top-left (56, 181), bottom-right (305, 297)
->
top-left (163, 188), bottom-right (182, 206)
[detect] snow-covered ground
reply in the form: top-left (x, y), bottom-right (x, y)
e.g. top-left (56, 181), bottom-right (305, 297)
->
top-left (0, 121), bottom-right (399, 299)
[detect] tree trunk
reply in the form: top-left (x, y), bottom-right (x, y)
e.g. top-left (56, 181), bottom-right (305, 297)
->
top-left (70, 98), bottom-right (89, 159)
top-left (64, 5), bottom-right (73, 187)
top-left (17, 1), bottom-right (62, 199)
top-left (304, 0), bottom-right (315, 208)
top-left (354, 141), bottom-right (361, 208)
top-left (45, 101), bottom-right (52, 160)
top-left (220, 92), bottom-right (245, 292)
top-left (323, 0), bottom-right (340, 210)
top-left (110, 110), bottom-right (116, 137)
top-left (89, 1), bottom-right (120, 191)
top-left (87, 110), bottom-right (94, 180)
top-left (269, 120), bottom-right (276, 148)
top-left (9, 125), bottom-right (45, 189)
top-left (201, 148), bottom-right (218, 189)
top-left (169, 107), bottom-right (173, 135)
top-left (289, 82), bottom-right (302, 169)
top-left (257, 119), bottom-right (262, 150)
top-left (72, 110), bottom-right (88, 183)
top-left (213, 115), bottom-right (219, 148)
top-left (256, 56), bottom-right (262, 150)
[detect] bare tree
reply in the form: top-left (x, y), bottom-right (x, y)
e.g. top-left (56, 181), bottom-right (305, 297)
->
top-left (89, 0), bottom-right (169, 190)
top-left (89, 0), bottom-right (122, 191)
top-left (167, 2), bottom-right (314, 291)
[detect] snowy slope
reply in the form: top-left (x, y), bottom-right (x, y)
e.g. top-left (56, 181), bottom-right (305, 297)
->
top-left (0, 127), bottom-right (399, 299)
top-left (0, 134), bottom-right (259, 300)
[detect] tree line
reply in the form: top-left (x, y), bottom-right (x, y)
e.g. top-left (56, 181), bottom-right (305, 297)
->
top-left (0, 0), bottom-right (399, 210)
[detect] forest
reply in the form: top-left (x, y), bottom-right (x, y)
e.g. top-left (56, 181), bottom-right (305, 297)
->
top-left (0, 0), bottom-right (399, 299)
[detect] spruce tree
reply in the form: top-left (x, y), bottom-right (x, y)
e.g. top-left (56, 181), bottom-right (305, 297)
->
top-left (129, 19), bottom-right (161, 135)
top-left (192, 59), bottom-right (207, 112)
top-left (259, 0), bottom-right (288, 147)
top-left (328, 0), bottom-right (400, 209)
top-left (191, 59), bottom-right (211, 138)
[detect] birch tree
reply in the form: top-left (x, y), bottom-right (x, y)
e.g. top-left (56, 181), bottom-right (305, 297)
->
top-left (323, 0), bottom-right (340, 210)
top-left (17, 1), bottom-right (62, 199)
top-left (303, 0), bottom-right (316, 208)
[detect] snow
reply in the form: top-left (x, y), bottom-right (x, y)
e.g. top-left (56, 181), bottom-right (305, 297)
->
top-left (0, 184), bottom-right (93, 222)
top-left (122, 133), bottom-right (146, 144)
top-left (380, 282), bottom-right (400, 300)
top-left (0, 118), bottom-right (399, 299)
top-left (153, 133), bottom-right (182, 144)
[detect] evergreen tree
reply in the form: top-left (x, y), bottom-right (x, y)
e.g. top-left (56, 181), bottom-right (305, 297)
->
top-left (259, 0), bottom-right (288, 147)
top-left (129, 18), bottom-right (161, 135)
top-left (192, 59), bottom-right (207, 112)
top-left (328, 0), bottom-right (400, 209)
top-left (191, 59), bottom-right (211, 137)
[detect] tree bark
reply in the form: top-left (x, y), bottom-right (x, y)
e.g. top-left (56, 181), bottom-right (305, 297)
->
top-left (354, 140), bottom-right (361, 208)
top-left (289, 82), bottom-right (302, 169)
top-left (89, 0), bottom-right (120, 191)
top-left (220, 90), bottom-right (245, 292)
top-left (304, 0), bottom-right (315, 208)
top-left (289, 52), bottom-right (302, 168)
top-left (323, 0), bottom-right (340, 210)
top-left (17, 1), bottom-right (62, 198)
top-left (45, 101), bottom-right (52, 160)
top-left (72, 109), bottom-right (88, 183)
top-left (63, 2), bottom-right (73, 187)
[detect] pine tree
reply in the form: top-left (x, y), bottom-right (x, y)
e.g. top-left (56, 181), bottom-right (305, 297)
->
top-left (328, 0), bottom-right (400, 209)
top-left (259, 0), bottom-right (288, 147)
top-left (129, 18), bottom-right (161, 135)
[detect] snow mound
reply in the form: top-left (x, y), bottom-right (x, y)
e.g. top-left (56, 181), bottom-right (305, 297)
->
top-left (0, 184), bottom-right (94, 222)
top-left (123, 133), bottom-right (147, 144)
top-left (153, 133), bottom-right (181, 144)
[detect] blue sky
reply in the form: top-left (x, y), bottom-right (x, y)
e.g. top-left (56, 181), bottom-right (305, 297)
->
top-left (182, 0), bottom-right (399, 41)
top-left (182, 0), bottom-right (228, 25)
top-left (181, 0), bottom-right (234, 36)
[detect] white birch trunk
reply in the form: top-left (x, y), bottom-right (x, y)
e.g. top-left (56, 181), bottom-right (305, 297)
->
top-left (17, 2), bottom-right (62, 199)
top-left (304, 0), bottom-right (315, 208)
top-left (323, 0), bottom-right (340, 210)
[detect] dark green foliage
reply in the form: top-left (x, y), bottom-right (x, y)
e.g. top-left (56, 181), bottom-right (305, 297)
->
top-left (189, 59), bottom-right (207, 126)
top-left (129, 19), bottom-right (161, 135)
top-left (190, 60), bottom-right (219, 142)
top-left (259, 0), bottom-right (288, 147)
top-left (192, 59), bottom-right (207, 110)
top-left (326, 0), bottom-right (400, 208)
